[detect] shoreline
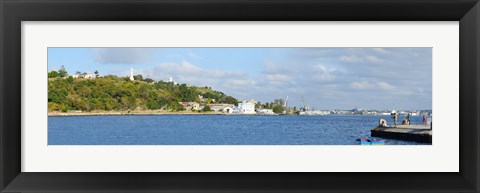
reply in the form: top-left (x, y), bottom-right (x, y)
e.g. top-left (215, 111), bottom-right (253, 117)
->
top-left (48, 110), bottom-right (225, 116)
top-left (48, 111), bottom-right (429, 117)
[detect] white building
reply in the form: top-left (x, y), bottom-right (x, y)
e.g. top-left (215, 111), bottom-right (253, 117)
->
top-left (84, 72), bottom-right (95, 79)
top-left (168, 76), bottom-right (177, 84)
top-left (179, 102), bottom-right (201, 111)
top-left (130, 68), bottom-right (134, 81)
top-left (207, 104), bottom-right (234, 113)
top-left (256, 108), bottom-right (275, 115)
top-left (223, 106), bottom-right (234, 114)
top-left (73, 72), bottom-right (95, 79)
top-left (237, 99), bottom-right (256, 114)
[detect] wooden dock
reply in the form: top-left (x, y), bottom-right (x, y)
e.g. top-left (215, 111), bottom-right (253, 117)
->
top-left (371, 125), bottom-right (432, 143)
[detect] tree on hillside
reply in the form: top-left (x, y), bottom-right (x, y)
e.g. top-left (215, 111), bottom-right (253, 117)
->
top-left (48, 88), bottom-right (67, 104)
top-left (66, 76), bottom-right (74, 83)
top-left (218, 96), bottom-right (238, 105)
top-left (103, 75), bottom-right (118, 79)
top-left (144, 78), bottom-right (154, 83)
top-left (94, 70), bottom-right (99, 78)
top-left (202, 92), bottom-right (217, 99)
top-left (178, 84), bottom-right (198, 102)
top-left (48, 71), bottom-right (59, 78)
top-left (133, 74), bottom-right (143, 81)
top-left (58, 65), bottom-right (68, 78)
top-left (168, 101), bottom-right (184, 111)
top-left (146, 91), bottom-right (167, 110)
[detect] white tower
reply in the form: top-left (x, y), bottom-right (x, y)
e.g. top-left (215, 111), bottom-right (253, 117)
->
top-left (169, 76), bottom-right (173, 83)
top-left (129, 68), bottom-right (134, 81)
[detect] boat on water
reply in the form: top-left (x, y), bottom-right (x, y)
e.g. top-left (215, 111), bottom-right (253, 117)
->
top-left (360, 138), bottom-right (385, 145)
top-left (390, 109), bottom-right (396, 115)
top-left (299, 110), bottom-right (330, 115)
top-left (297, 96), bottom-right (330, 115)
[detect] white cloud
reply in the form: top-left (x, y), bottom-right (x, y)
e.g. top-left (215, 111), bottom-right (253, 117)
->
top-left (187, 51), bottom-right (200, 59)
top-left (376, 82), bottom-right (395, 90)
top-left (157, 61), bottom-right (243, 79)
top-left (93, 48), bottom-right (157, 64)
top-left (339, 55), bottom-right (363, 63)
top-left (225, 79), bottom-right (255, 87)
top-left (131, 48), bottom-right (431, 110)
top-left (365, 55), bottom-right (383, 64)
top-left (339, 55), bottom-right (383, 64)
top-left (274, 48), bottom-right (430, 109)
top-left (266, 74), bottom-right (290, 82)
top-left (351, 81), bottom-right (373, 90)
top-left (351, 81), bottom-right (395, 91)
top-left (313, 65), bottom-right (335, 81)
top-left (137, 61), bottom-right (251, 97)
top-left (372, 48), bottom-right (389, 54)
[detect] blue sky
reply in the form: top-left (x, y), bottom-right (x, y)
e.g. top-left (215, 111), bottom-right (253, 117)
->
top-left (48, 47), bottom-right (432, 110)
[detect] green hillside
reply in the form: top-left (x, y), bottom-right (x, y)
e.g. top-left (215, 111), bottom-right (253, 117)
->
top-left (48, 72), bottom-right (238, 112)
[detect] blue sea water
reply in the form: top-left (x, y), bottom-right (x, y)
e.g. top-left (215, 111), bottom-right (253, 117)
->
top-left (48, 115), bottom-right (430, 145)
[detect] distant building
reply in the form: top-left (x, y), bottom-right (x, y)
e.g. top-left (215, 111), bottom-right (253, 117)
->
top-left (191, 102), bottom-right (200, 111)
top-left (237, 99), bottom-right (256, 114)
top-left (209, 106), bottom-right (224, 112)
top-left (84, 72), bottom-right (95, 79)
top-left (256, 108), bottom-right (274, 115)
top-left (223, 106), bottom-right (234, 114)
top-left (168, 76), bottom-right (177, 85)
top-left (206, 103), bottom-right (235, 113)
top-left (179, 102), bottom-right (201, 111)
top-left (130, 68), bottom-right (134, 81)
top-left (198, 95), bottom-right (205, 102)
top-left (73, 72), bottom-right (95, 79)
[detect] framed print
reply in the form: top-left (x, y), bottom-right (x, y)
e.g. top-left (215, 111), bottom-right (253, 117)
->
top-left (1, 0), bottom-right (479, 192)
top-left (24, 23), bottom-right (453, 173)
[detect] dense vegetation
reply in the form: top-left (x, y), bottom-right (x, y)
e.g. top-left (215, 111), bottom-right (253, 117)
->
top-left (255, 99), bottom-right (287, 114)
top-left (48, 70), bottom-right (239, 112)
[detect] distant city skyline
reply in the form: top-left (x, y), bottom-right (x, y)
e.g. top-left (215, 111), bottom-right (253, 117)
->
top-left (48, 48), bottom-right (432, 110)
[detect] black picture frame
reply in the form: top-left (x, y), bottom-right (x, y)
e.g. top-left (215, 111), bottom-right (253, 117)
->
top-left (1, 0), bottom-right (479, 192)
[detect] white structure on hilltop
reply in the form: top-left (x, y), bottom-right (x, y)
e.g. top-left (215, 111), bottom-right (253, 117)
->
top-left (237, 99), bottom-right (256, 114)
top-left (129, 68), bottom-right (134, 81)
top-left (168, 76), bottom-right (177, 84)
top-left (72, 72), bottom-right (95, 79)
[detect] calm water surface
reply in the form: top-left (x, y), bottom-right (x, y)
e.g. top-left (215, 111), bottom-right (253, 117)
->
top-left (48, 115), bottom-right (429, 145)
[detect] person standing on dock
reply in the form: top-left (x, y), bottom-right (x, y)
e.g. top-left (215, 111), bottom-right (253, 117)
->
top-left (422, 114), bottom-right (426, 125)
top-left (392, 112), bottom-right (398, 127)
top-left (406, 113), bottom-right (411, 125)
